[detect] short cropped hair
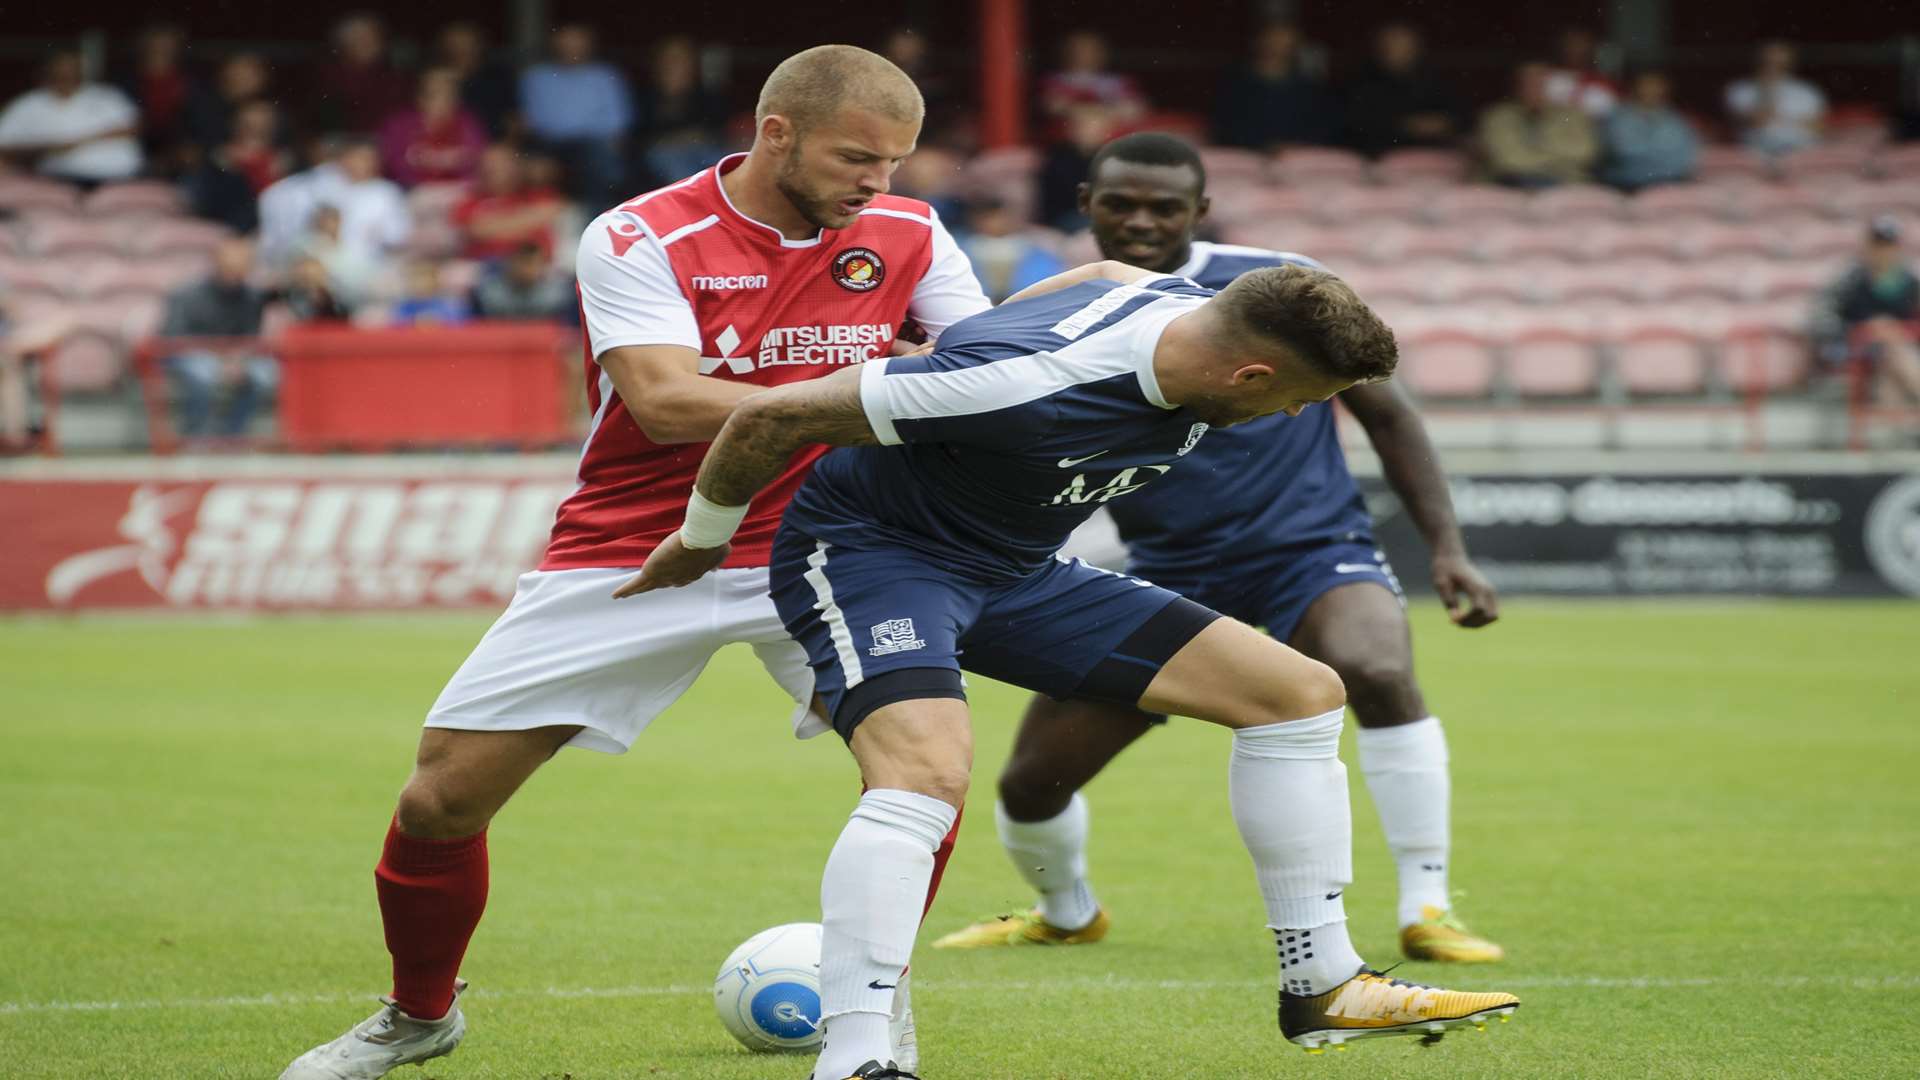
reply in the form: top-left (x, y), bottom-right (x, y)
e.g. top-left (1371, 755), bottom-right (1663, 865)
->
top-left (1087, 132), bottom-right (1206, 191)
top-left (1214, 265), bottom-right (1398, 383)
top-left (756, 45), bottom-right (923, 132)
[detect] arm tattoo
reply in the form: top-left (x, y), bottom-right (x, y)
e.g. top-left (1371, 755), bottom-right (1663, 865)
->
top-left (693, 366), bottom-right (878, 506)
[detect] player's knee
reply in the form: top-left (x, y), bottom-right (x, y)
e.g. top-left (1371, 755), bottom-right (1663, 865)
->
top-left (1276, 657), bottom-right (1347, 721)
top-left (395, 774), bottom-right (496, 839)
top-left (1327, 650), bottom-right (1415, 710)
top-left (901, 764), bottom-right (970, 810)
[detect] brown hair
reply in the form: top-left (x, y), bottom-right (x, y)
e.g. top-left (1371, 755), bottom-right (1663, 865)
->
top-left (1213, 265), bottom-right (1398, 383)
top-left (755, 45), bottom-right (924, 132)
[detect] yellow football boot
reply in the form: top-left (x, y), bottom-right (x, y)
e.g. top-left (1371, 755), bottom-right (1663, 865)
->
top-left (1280, 969), bottom-right (1519, 1052)
top-left (1400, 905), bottom-right (1507, 963)
top-left (929, 907), bottom-right (1110, 949)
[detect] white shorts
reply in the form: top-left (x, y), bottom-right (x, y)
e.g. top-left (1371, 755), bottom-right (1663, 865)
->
top-left (424, 566), bottom-right (828, 754)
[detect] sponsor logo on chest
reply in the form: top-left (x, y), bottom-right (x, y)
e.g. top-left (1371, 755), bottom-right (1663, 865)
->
top-left (700, 322), bottom-right (895, 375)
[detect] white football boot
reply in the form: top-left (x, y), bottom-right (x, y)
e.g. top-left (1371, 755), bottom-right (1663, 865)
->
top-left (888, 969), bottom-right (918, 1072)
top-left (279, 979), bottom-right (468, 1080)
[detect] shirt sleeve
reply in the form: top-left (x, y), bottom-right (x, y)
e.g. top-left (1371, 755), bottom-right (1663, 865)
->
top-left (907, 206), bottom-right (992, 339)
top-left (575, 211), bottom-right (701, 356)
top-left (858, 352), bottom-right (1058, 448)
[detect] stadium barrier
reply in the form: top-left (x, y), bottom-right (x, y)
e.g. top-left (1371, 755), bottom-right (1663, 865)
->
top-left (5, 453), bottom-right (1919, 611)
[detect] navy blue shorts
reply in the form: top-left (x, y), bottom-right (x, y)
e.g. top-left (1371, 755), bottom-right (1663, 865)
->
top-left (1132, 536), bottom-right (1405, 647)
top-left (769, 526), bottom-right (1219, 739)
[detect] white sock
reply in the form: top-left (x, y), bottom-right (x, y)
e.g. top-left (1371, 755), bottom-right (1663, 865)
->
top-left (1229, 708), bottom-right (1366, 997)
top-left (1356, 716), bottom-right (1452, 928)
top-left (815, 790), bottom-right (957, 1079)
top-left (995, 794), bottom-right (1101, 931)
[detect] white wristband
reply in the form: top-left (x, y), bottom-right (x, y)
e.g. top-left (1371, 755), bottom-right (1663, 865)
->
top-left (680, 490), bottom-right (749, 550)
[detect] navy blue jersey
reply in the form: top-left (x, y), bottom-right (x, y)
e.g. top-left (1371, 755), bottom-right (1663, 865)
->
top-left (1105, 242), bottom-right (1374, 578)
top-left (784, 274), bottom-right (1218, 583)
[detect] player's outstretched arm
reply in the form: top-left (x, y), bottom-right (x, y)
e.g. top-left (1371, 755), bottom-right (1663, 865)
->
top-left (1340, 380), bottom-right (1499, 628)
top-left (1003, 260), bottom-right (1159, 304)
top-left (611, 367), bottom-right (877, 597)
top-left (600, 344), bottom-right (766, 444)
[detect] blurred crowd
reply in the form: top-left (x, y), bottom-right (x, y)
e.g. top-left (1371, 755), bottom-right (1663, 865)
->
top-left (0, 16), bottom-right (1915, 449)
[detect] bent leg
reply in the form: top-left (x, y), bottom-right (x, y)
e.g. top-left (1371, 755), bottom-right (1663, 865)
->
top-left (1141, 618), bottom-right (1365, 994)
top-left (1293, 582), bottom-right (1457, 930)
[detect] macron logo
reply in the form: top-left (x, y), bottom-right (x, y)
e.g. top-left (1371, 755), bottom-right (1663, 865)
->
top-left (690, 274), bottom-right (768, 291)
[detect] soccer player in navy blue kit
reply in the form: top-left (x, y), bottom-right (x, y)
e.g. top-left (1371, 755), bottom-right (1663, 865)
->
top-left (934, 134), bottom-right (1508, 965)
top-left (619, 257), bottom-right (1518, 1076)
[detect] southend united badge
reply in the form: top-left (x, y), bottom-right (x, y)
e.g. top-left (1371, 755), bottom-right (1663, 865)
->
top-left (830, 247), bottom-right (885, 292)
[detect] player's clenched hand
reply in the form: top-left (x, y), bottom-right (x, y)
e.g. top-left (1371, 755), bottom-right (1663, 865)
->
top-left (612, 532), bottom-right (730, 598)
top-left (889, 336), bottom-right (935, 357)
top-left (1431, 553), bottom-right (1500, 628)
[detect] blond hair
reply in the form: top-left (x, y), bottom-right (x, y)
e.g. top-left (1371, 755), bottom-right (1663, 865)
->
top-left (755, 45), bottom-right (924, 132)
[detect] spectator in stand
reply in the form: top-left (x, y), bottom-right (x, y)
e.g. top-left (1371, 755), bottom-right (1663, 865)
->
top-left (1600, 70), bottom-right (1698, 192)
top-left (1727, 40), bottom-right (1826, 157)
top-left (521, 24), bottom-right (633, 206)
top-left (1342, 22), bottom-right (1466, 158)
top-left (471, 242), bottom-right (576, 323)
top-left (452, 143), bottom-right (565, 261)
top-left (161, 237), bottom-right (275, 440)
top-left (286, 205), bottom-right (379, 305)
top-left (0, 51), bottom-right (142, 184)
top-left (631, 36), bottom-right (728, 188)
top-left (258, 136), bottom-right (350, 268)
top-left (889, 144), bottom-right (967, 225)
top-left (282, 257), bottom-right (351, 322)
top-left (883, 26), bottom-right (964, 147)
top-left (1812, 217), bottom-right (1920, 405)
top-left (185, 53), bottom-right (270, 153)
top-left (313, 13), bottom-right (412, 135)
top-left (1544, 27), bottom-right (1620, 118)
top-left (1037, 104), bottom-right (1118, 232)
top-left (118, 24), bottom-right (194, 158)
top-left (327, 138), bottom-right (411, 264)
top-left (174, 141), bottom-right (257, 233)
top-left (1213, 22), bottom-right (1338, 151)
top-left (956, 197), bottom-right (1066, 303)
top-left (221, 100), bottom-right (291, 194)
top-left (1039, 31), bottom-right (1145, 139)
top-left (436, 22), bottom-right (519, 140)
top-left (389, 261), bottom-right (469, 326)
top-left (1480, 60), bottom-right (1597, 189)
top-left (380, 68), bottom-right (488, 187)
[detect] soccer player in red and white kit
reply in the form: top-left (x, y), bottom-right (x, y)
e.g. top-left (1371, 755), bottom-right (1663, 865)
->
top-left (280, 46), bottom-right (988, 1080)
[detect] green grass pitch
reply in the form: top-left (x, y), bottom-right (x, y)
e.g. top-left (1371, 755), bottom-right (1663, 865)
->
top-left (2, 601), bottom-right (1917, 1079)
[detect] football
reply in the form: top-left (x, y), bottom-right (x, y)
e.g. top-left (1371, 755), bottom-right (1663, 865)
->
top-left (713, 922), bottom-right (825, 1052)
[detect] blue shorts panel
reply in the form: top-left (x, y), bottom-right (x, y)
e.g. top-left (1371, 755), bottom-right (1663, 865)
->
top-left (959, 556), bottom-right (1186, 701)
top-left (1132, 538), bottom-right (1404, 644)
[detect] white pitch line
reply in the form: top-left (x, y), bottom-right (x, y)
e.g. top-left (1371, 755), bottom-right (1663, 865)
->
top-left (4, 974), bottom-right (1918, 1017)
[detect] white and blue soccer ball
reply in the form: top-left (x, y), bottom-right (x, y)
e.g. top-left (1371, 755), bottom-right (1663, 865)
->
top-left (713, 922), bottom-right (824, 1052)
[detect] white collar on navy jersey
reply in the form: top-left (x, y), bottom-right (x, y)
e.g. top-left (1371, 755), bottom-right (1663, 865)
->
top-left (1169, 241), bottom-right (1215, 281)
top-left (711, 152), bottom-right (825, 249)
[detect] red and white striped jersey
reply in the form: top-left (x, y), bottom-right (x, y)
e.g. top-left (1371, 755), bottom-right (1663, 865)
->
top-left (543, 154), bottom-right (990, 571)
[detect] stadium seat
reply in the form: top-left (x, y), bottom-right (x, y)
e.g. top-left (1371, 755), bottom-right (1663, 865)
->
top-left (82, 181), bottom-right (184, 217)
top-left (1527, 185), bottom-right (1626, 223)
top-left (3, 252), bottom-right (104, 297)
top-left (22, 216), bottom-right (122, 257)
top-left (1576, 221), bottom-right (1679, 262)
top-left (1874, 144), bottom-right (1920, 180)
top-left (1555, 262), bottom-right (1645, 304)
top-left (1777, 143), bottom-right (1873, 182)
top-left (1777, 219), bottom-right (1862, 261)
top-left (1197, 147), bottom-right (1267, 181)
top-left (1398, 224), bottom-right (1487, 262)
top-left (1389, 312), bottom-right (1499, 399)
top-left (1499, 310), bottom-right (1602, 397)
top-left (1668, 221), bottom-right (1776, 261)
top-left (1213, 186), bottom-right (1318, 230)
top-left (1373, 149), bottom-right (1468, 186)
top-left (1697, 145), bottom-right (1773, 183)
top-left (1227, 223), bottom-right (1366, 265)
top-left (1666, 262), bottom-right (1750, 303)
top-left (1725, 310), bottom-right (1812, 393)
top-left (1270, 147), bottom-right (1368, 186)
top-left (1628, 183), bottom-right (1732, 221)
top-left (1604, 306), bottom-right (1715, 395)
top-left (43, 331), bottom-right (126, 393)
top-left (130, 219), bottom-right (232, 258)
top-left (1446, 263), bottom-right (1545, 305)
top-left (0, 177), bottom-right (81, 215)
top-left (1424, 186), bottom-right (1532, 224)
top-left (1724, 184), bottom-right (1825, 224)
top-left (1744, 259), bottom-right (1839, 303)
top-left (1312, 184), bottom-right (1432, 226)
top-left (1477, 223), bottom-right (1580, 263)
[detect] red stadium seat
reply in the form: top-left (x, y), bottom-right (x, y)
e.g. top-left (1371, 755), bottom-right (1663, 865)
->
top-left (1628, 183), bottom-right (1731, 221)
top-left (1697, 146), bottom-right (1773, 183)
top-left (1604, 305), bottom-right (1715, 395)
top-left (82, 181), bottom-right (184, 217)
top-left (1874, 144), bottom-right (1920, 180)
top-left (130, 219), bottom-right (232, 258)
top-left (0, 177), bottom-right (81, 215)
top-left (1777, 144), bottom-right (1873, 182)
top-left (1726, 310), bottom-right (1811, 392)
top-left (1373, 149), bottom-right (1469, 186)
top-left (1210, 186), bottom-right (1318, 230)
top-left (1777, 219), bottom-right (1862, 261)
top-left (43, 331), bottom-right (126, 393)
top-left (1665, 262), bottom-right (1750, 303)
top-left (1424, 186), bottom-right (1532, 224)
top-left (23, 216), bottom-right (123, 257)
top-left (2, 253), bottom-right (105, 296)
top-left (1668, 221), bottom-right (1776, 261)
top-left (1724, 184), bottom-right (1825, 223)
top-left (1576, 222), bottom-right (1678, 261)
top-left (1477, 223), bottom-right (1581, 262)
top-left (1744, 259), bottom-right (1841, 304)
top-left (1499, 310), bottom-right (1602, 396)
top-left (1554, 263), bottom-right (1645, 304)
top-left (1197, 147), bottom-right (1267, 181)
top-left (1527, 185), bottom-right (1626, 223)
top-left (1270, 147), bottom-right (1368, 186)
top-left (1390, 313), bottom-right (1499, 399)
top-left (1226, 223), bottom-right (1367, 265)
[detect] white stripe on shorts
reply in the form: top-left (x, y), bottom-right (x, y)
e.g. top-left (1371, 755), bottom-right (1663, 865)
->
top-left (803, 540), bottom-right (865, 688)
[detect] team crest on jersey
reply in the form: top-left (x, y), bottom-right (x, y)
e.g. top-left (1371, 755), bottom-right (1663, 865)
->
top-left (1177, 423), bottom-right (1209, 456)
top-left (868, 618), bottom-right (925, 656)
top-left (831, 247), bottom-right (885, 292)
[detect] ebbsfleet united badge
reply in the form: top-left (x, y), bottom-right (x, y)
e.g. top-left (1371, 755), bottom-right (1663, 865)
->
top-left (831, 247), bottom-right (885, 292)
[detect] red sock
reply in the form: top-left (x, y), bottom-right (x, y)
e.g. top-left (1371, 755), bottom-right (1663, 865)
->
top-left (921, 805), bottom-right (963, 922)
top-left (374, 819), bottom-right (488, 1020)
